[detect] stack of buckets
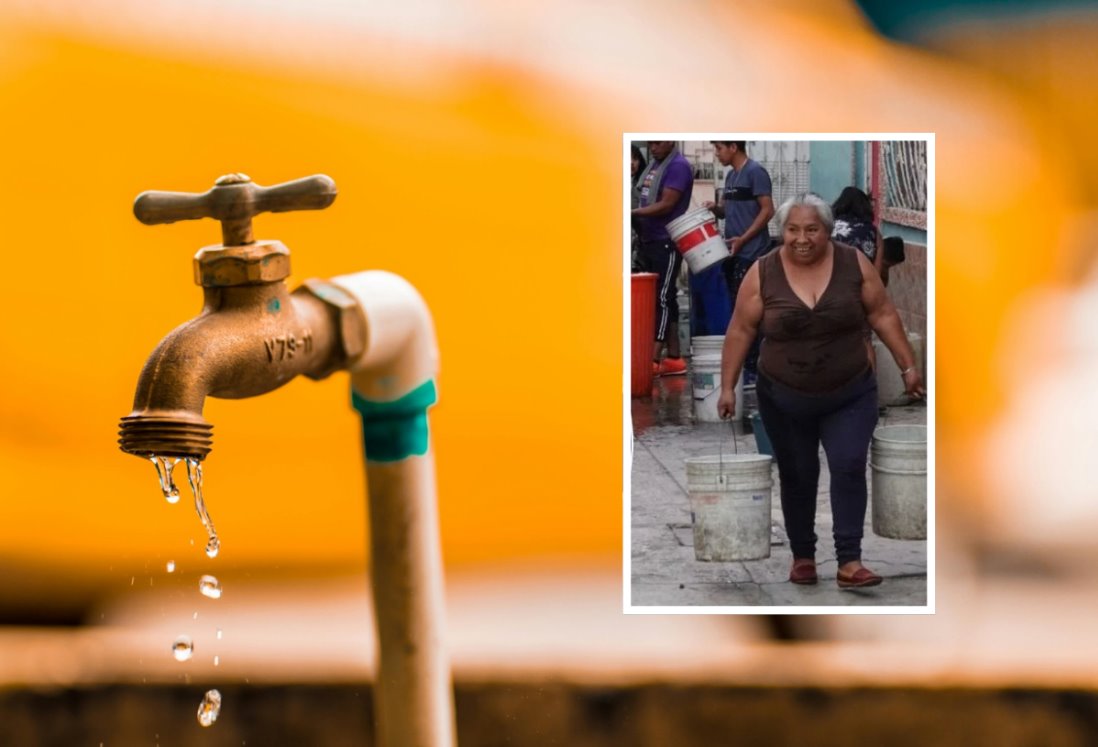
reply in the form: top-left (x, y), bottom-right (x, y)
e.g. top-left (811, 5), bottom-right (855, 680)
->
top-left (670, 209), bottom-right (774, 561)
top-left (690, 335), bottom-right (743, 423)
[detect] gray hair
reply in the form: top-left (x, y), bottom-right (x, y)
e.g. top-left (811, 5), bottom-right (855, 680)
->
top-left (775, 193), bottom-right (834, 234)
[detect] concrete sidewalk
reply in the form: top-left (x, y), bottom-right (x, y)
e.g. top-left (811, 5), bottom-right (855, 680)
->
top-left (630, 376), bottom-right (928, 609)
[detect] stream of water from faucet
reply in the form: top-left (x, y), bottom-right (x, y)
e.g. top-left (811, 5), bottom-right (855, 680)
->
top-left (197, 689), bottom-right (221, 727)
top-left (149, 454), bottom-right (224, 726)
top-left (184, 458), bottom-right (220, 559)
top-left (173, 635), bottom-right (194, 662)
top-left (199, 575), bottom-right (222, 599)
top-left (150, 456), bottom-right (181, 504)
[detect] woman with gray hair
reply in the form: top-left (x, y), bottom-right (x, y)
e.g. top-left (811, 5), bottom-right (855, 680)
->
top-left (717, 193), bottom-right (924, 588)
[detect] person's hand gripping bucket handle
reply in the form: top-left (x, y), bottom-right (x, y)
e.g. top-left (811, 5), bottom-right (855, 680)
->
top-left (717, 385), bottom-right (736, 421)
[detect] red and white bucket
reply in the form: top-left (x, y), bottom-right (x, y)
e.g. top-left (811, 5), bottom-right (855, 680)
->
top-left (666, 208), bottom-right (730, 274)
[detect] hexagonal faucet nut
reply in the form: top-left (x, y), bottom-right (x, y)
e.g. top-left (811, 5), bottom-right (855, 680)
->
top-left (297, 278), bottom-right (367, 378)
top-left (194, 240), bottom-right (292, 287)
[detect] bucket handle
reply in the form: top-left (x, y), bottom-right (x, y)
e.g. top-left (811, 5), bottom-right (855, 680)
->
top-left (696, 387), bottom-right (721, 403)
top-left (718, 415), bottom-right (738, 484)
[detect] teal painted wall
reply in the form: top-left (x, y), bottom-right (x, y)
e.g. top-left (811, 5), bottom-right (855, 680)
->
top-left (809, 142), bottom-right (855, 203)
top-left (880, 221), bottom-right (926, 245)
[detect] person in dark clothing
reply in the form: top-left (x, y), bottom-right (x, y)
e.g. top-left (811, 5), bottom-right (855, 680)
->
top-left (880, 235), bottom-right (906, 287)
top-left (631, 141), bottom-right (693, 376)
top-left (717, 193), bottom-right (924, 589)
top-left (705, 141), bottom-right (774, 381)
top-left (831, 186), bottom-right (882, 266)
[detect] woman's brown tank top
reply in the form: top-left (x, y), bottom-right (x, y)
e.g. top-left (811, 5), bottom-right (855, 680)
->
top-left (757, 242), bottom-right (869, 393)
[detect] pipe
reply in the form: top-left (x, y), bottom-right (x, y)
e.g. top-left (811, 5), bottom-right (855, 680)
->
top-left (331, 271), bottom-right (454, 747)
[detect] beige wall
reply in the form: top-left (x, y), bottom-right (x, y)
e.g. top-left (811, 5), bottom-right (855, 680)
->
top-left (887, 241), bottom-right (928, 368)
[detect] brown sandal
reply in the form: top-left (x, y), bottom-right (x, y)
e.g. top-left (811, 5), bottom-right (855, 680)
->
top-left (789, 558), bottom-right (818, 585)
top-left (836, 566), bottom-right (882, 588)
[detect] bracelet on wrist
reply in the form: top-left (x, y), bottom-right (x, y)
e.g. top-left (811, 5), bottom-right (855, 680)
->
top-left (900, 366), bottom-right (916, 376)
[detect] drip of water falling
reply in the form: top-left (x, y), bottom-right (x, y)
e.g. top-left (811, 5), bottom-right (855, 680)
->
top-left (197, 689), bottom-right (221, 727)
top-left (216, 628), bottom-right (222, 640)
top-left (166, 560), bottom-right (175, 573)
top-left (172, 635), bottom-right (193, 662)
top-left (184, 459), bottom-right (220, 558)
top-left (199, 575), bottom-right (222, 599)
top-left (214, 655), bottom-right (220, 667)
top-left (150, 456), bottom-right (181, 504)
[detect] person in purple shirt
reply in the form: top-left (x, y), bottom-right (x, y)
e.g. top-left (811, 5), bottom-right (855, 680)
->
top-left (631, 141), bottom-right (694, 376)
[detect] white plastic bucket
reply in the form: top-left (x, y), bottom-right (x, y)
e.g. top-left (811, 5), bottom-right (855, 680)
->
top-left (691, 335), bottom-right (724, 357)
top-left (684, 454), bottom-right (773, 561)
top-left (667, 208), bottom-right (730, 274)
top-left (873, 332), bottom-right (924, 407)
top-left (870, 424), bottom-right (927, 540)
top-left (691, 353), bottom-right (742, 422)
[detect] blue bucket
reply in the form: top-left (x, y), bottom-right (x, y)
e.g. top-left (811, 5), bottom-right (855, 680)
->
top-left (750, 411), bottom-right (773, 456)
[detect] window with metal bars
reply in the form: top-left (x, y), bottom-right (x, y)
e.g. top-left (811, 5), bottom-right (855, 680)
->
top-left (875, 140), bottom-right (928, 229)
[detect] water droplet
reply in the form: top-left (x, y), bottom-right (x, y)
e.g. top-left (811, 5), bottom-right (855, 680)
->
top-left (193, 611), bottom-right (199, 620)
top-left (150, 456), bottom-right (181, 503)
top-left (216, 628), bottom-right (222, 640)
top-left (130, 576), bottom-right (135, 586)
top-left (172, 636), bottom-right (193, 662)
top-left (185, 459), bottom-right (220, 560)
top-left (199, 575), bottom-right (221, 599)
top-left (197, 689), bottom-right (221, 727)
top-left (166, 560), bottom-right (175, 573)
top-left (214, 655), bottom-right (220, 667)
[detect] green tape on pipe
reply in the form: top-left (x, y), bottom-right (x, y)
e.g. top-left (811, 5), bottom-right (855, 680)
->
top-left (351, 379), bottom-right (437, 462)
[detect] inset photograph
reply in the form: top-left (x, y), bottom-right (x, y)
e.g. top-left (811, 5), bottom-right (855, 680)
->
top-left (626, 136), bottom-right (932, 612)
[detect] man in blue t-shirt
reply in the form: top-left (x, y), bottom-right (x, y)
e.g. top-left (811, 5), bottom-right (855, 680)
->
top-left (705, 141), bottom-right (774, 380)
top-left (631, 141), bottom-right (694, 376)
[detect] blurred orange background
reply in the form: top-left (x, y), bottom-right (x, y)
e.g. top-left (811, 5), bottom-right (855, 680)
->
top-left (0, 10), bottom-right (623, 585)
top-left (0, 0), bottom-right (1096, 614)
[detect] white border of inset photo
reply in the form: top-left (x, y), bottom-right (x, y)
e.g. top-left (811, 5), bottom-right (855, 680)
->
top-left (623, 132), bottom-right (935, 615)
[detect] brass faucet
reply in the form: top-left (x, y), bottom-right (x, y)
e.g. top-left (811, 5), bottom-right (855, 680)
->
top-left (118, 173), bottom-right (365, 459)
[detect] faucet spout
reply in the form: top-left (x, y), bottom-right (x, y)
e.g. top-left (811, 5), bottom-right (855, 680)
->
top-left (118, 281), bottom-right (342, 459)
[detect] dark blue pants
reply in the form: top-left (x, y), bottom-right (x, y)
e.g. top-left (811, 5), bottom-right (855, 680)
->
top-left (756, 369), bottom-right (879, 566)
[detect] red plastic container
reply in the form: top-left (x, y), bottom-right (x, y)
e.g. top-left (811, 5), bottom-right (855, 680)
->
top-left (630, 273), bottom-right (657, 397)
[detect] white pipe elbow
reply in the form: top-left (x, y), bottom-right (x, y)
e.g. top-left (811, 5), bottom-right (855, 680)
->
top-left (330, 270), bottom-right (439, 402)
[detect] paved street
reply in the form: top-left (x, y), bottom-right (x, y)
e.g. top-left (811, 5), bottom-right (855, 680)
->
top-left (630, 374), bottom-right (928, 609)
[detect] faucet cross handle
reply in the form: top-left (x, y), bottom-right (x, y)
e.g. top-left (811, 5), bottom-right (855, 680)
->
top-left (133, 173), bottom-right (338, 246)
